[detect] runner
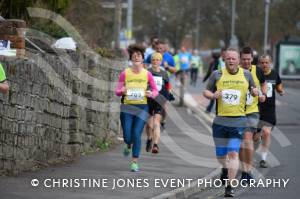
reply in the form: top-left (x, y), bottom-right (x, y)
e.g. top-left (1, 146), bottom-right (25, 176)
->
top-left (173, 50), bottom-right (181, 86)
top-left (145, 40), bottom-right (176, 130)
top-left (177, 46), bottom-right (192, 87)
top-left (145, 52), bottom-right (170, 154)
top-left (219, 47), bottom-right (226, 69)
top-left (190, 49), bottom-right (203, 86)
top-left (145, 40), bottom-right (176, 74)
top-left (239, 46), bottom-right (267, 183)
top-left (144, 36), bottom-right (159, 60)
top-left (115, 44), bottom-right (158, 172)
top-left (257, 54), bottom-right (285, 168)
top-left (203, 51), bottom-right (221, 113)
top-left (0, 62), bottom-right (9, 94)
top-left (203, 48), bottom-right (258, 197)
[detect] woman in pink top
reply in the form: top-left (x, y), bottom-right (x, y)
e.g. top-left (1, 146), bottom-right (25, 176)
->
top-left (115, 44), bottom-right (158, 172)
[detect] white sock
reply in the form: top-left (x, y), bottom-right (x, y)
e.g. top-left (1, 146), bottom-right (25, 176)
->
top-left (261, 152), bottom-right (268, 161)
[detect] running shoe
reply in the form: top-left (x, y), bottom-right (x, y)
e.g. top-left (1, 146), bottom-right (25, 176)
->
top-left (130, 161), bottom-right (139, 172)
top-left (240, 171), bottom-right (248, 185)
top-left (204, 110), bottom-right (211, 114)
top-left (240, 171), bottom-right (254, 185)
top-left (160, 121), bottom-right (165, 131)
top-left (259, 160), bottom-right (268, 168)
top-left (169, 93), bottom-right (175, 101)
top-left (224, 185), bottom-right (234, 197)
top-left (123, 145), bottom-right (131, 157)
top-left (220, 168), bottom-right (228, 185)
top-left (145, 139), bottom-right (152, 152)
top-left (152, 144), bottom-right (159, 154)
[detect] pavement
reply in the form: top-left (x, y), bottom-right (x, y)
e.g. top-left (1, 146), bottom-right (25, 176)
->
top-left (0, 77), bottom-right (221, 199)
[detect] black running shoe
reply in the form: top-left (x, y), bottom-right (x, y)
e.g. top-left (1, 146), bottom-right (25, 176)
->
top-left (259, 160), bottom-right (268, 168)
top-left (240, 171), bottom-right (251, 186)
top-left (220, 168), bottom-right (228, 185)
top-left (146, 139), bottom-right (152, 152)
top-left (169, 93), bottom-right (175, 101)
top-left (224, 185), bottom-right (234, 197)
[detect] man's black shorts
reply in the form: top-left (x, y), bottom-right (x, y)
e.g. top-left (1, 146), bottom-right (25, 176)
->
top-left (258, 108), bottom-right (276, 130)
top-left (148, 99), bottom-right (165, 116)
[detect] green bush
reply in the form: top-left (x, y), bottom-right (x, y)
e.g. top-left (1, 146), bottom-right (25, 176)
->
top-left (95, 138), bottom-right (112, 151)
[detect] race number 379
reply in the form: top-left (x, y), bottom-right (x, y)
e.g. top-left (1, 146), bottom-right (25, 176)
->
top-left (222, 89), bottom-right (241, 105)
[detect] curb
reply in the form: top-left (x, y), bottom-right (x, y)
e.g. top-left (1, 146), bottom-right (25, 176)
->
top-left (150, 169), bottom-right (220, 199)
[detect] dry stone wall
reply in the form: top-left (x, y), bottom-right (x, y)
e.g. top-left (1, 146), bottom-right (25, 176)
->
top-left (0, 50), bottom-right (124, 175)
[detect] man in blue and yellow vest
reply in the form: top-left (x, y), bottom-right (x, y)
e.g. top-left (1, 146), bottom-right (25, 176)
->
top-left (203, 48), bottom-right (258, 197)
top-left (239, 46), bottom-right (267, 184)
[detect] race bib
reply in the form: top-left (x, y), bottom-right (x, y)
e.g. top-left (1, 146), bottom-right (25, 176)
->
top-left (153, 76), bottom-right (163, 91)
top-left (246, 90), bottom-right (253, 105)
top-left (266, 83), bottom-right (273, 98)
top-left (222, 89), bottom-right (241, 105)
top-left (181, 56), bottom-right (189, 63)
top-left (127, 88), bottom-right (145, 101)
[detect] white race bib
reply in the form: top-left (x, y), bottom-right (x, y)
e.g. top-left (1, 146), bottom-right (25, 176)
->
top-left (246, 90), bottom-right (253, 105)
top-left (181, 56), bottom-right (189, 63)
top-left (266, 83), bottom-right (273, 98)
top-left (153, 76), bottom-right (163, 91)
top-left (222, 89), bottom-right (241, 105)
top-left (127, 89), bottom-right (145, 101)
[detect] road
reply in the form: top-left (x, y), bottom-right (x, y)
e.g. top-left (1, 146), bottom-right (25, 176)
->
top-left (0, 76), bottom-right (298, 199)
top-left (186, 79), bottom-right (300, 199)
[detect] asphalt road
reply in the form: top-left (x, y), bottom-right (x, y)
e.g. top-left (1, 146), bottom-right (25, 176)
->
top-left (186, 78), bottom-right (300, 199)
top-left (0, 76), bottom-right (298, 199)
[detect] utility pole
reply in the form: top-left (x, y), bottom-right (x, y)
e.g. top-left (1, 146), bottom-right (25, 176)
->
top-left (195, 0), bottom-right (200, 49)
top-left (230, 0), bottom-right (236, 40)
top-left (263, 0), bottom-right (270, 54)
top-left (230, 0), bottom-right (238, 48)
top-left (126, 0), bottom-right (133, 42)
top-left (113, 0), bottom-right (122, 49)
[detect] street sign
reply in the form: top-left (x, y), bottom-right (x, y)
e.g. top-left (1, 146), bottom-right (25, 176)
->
top-left (276, 42), bottom-right (300, 79)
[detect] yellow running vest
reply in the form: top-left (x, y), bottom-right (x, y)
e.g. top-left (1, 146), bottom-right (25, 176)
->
top-left (245, 65), bottom-right (260, 114)
top-left (124, 68), bottom-right (148, 104)
top-left (216, 68), bottom-right (249, 116)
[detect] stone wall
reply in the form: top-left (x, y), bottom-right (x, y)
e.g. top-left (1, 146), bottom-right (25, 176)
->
top-left (0, 50), bottom-right (124, 175)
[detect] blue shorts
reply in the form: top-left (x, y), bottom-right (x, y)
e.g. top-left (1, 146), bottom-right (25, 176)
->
top-left (212, 117), bottom-right (246, 157)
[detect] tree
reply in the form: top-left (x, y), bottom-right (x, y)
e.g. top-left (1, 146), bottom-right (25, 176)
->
top-left (0, 0), bottom-right (70, 38)
top-left (0, 0), bottom-right (70, 19)
top-left (2, 0), bottom-right (299, 51)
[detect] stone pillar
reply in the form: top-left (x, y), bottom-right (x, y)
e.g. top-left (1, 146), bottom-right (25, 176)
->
top-left (0, 19), bottom-right (26, 57)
